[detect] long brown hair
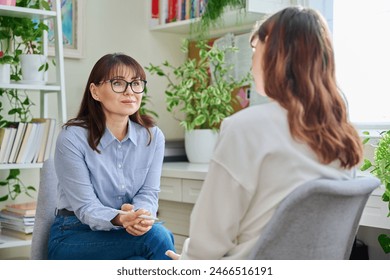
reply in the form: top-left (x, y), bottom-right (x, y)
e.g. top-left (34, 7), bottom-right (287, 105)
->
top-left (64, 53), bottom-right (155, 152)
top-left (251, 7), bottom-right (362, 168)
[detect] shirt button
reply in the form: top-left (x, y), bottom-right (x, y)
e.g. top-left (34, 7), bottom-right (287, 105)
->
top-left (118, 164), bottom-right (122, 168)
top-left (122, 184), bottom-right (125, 189)
top-left (118, 145), bottom-right (122, 149)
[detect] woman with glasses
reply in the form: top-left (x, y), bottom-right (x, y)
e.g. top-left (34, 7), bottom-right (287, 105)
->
top-left (167, 6), bottom-right (363, 260)
top-left (48, 53), bottom-right (175, 260)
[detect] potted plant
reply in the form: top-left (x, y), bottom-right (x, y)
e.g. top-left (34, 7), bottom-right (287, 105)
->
top-left (360, 131), bottom-right (390, 254)
top-left (14, 0), bottom-right (51, 83)
top-left (0, 50), bottom-right (14, 84)
top-left (197, 0), bottom-right (246, 34)
top-left (146, 39), bottom-right (251, 163)
top-left (0, 16), bottom-right (16, 84)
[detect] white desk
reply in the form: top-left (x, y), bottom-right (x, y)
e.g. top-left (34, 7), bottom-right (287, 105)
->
top-left (159, 162), bottom-right (389, 251)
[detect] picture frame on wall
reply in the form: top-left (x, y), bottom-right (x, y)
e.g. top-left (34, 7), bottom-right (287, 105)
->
top-left (48, 0), bottom-right (83, 59)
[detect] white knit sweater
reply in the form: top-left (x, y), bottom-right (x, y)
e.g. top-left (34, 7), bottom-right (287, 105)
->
top-left (180, 102), bottom-right (355, 259)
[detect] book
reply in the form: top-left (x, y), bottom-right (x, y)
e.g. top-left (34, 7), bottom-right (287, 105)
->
top-left (5, 201), bottom-right (36, 216)
top-left (15, 122), bottom-right (37, 164)
top-left (150, 0), bottom-right (159, 27)
top-left (42, 118), bottom-right (56, 161)
top-left (0, 209), bottom-right (35, 223)
top-left (0, 228), bottom-right (33, 240)
top-left (0, 221), bottom-right (34, 234)
top-left (0, 127), bottom-right (13, 163)
top-left (8, 122), bottom-right (27, 164)
top-left (26, 119), bottom-right (47, 163)
top-left (0, 215), bottom-right (34, 226)
top-left (2, 127), bottom-right (17, 163)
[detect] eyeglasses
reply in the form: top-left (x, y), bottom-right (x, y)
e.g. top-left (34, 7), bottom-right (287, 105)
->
top-left (100, 79), bottom-right (147, 94)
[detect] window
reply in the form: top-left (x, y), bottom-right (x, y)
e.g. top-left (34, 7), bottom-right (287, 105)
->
top-left (333, 0), bottom-right (390, 129)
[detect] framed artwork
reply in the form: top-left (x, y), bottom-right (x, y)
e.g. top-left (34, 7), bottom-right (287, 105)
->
top-left (48, 0), bottom-right (83, 59)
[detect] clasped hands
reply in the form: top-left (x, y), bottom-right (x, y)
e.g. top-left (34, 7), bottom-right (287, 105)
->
top-left (117, 203), bottom-right (154, 236)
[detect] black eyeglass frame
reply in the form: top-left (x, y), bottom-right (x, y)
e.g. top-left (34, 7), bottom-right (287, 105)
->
top-left (100, 79), bottom-right (147, 94)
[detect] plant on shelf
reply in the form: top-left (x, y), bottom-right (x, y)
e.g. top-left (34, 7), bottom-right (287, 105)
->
top-left (195, 0), bottom-right (247, 36)
top-left (12, 0), bottom-right (52, 82)
top-left (360, 131), bottom-right (390, 254)
top-left (146, 39), bottom-right (251, 162)
top-left (0, 0), bottom-right (49, 202)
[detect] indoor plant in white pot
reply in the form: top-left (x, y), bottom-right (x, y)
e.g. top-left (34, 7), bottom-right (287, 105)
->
top-left (12, 0), bottom-right (51, 84)
top-left (146, 39), bottom-right (251, 163)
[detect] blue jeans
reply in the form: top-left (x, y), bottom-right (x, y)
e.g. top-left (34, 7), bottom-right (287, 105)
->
top-left (48, 216), bottom-right (175, 260)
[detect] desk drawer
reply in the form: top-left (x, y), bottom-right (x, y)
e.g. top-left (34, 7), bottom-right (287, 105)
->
top-left (182, 179), bottom-right (203, 203)
top-left (360, 195), bottom-right (390, 230)
top-left (160, 177), bottom-right (182, 202)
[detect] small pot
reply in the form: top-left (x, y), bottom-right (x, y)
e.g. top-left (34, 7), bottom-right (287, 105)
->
top-left (185, 129), bottom-right (218, 163)
top-left (0, 63), bottom-right (11, 84)
top-left (19, 54), bottom-right (47, 84)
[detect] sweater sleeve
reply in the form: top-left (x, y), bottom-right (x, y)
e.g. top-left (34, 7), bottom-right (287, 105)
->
top-left (180, 160), bottom-right (252, 259)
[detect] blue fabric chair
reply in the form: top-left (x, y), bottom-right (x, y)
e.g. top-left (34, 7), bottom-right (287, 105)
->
top-left (248, 176), bottom-right (381, 260)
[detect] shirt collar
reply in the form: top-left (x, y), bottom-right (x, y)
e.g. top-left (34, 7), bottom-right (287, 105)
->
top-left (99, 119), bottom-right (138, 149)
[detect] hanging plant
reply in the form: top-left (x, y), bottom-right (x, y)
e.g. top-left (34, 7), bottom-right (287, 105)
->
top-left (196, 0), bottom-right (247, 35)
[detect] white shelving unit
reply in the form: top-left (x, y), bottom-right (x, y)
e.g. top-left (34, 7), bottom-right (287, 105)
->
top-left (0, 0), bottom-right (66, 252)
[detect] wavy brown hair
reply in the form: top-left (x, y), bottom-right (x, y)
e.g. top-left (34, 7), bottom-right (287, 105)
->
top-left (251, 7), bottom-right (362, 168)
top-left (64, 53), bottom-right (155, 152)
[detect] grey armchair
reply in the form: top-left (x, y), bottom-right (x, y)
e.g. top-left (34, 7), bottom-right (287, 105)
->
top-left (30, 158), bottom-right (58, 260)
top-left (248, 176), bottom-right (381, 260)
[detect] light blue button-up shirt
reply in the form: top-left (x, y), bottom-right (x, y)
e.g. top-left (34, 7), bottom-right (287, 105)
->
top-left (54, 120), bottom-right (165, 231)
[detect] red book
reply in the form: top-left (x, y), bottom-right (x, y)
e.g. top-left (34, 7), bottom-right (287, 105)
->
top-left (167, 0), bottom-right (178, 22)
top-left (151, 0), bottom-right (159, 19)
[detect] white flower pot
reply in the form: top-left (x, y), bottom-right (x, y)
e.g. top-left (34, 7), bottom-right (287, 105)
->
top-left (0, 63), bottom-right (11, 84)
top-left (19, 54), bottom-right (47, 84)
top-left (185, 129), bottom-right (218, 163)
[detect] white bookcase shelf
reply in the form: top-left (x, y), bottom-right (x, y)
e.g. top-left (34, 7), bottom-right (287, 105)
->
top-left (0, 234), bottom-right (31, 249)
top-left (0, 0), bottom-right (66, 255)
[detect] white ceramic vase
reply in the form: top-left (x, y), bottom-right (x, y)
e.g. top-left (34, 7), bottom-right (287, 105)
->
top-left (19, 54), bottom-right (47, 84)
top-left (185, 129), bottom-right (218, 163)
top-left (0, 63), bottom-right (11, 84)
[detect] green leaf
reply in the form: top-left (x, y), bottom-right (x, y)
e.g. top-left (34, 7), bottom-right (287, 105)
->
top-left (193, 115), bottom-right (206, 126)
top-left (0, 194), bottom-right (9, 202)
top-left (360, 159), bottom-right (372, 171)
top-left (378, 234), bottom-right (390, 254)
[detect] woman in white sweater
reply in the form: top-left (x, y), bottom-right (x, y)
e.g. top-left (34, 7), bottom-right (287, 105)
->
top-left (167, 6), bottom-right (363, 260)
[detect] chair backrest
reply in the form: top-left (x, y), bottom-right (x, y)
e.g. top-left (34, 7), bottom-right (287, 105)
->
top-left (248, 176), bottom-right (381, 260)
top-left (30, 158), bottom-right (58, 260)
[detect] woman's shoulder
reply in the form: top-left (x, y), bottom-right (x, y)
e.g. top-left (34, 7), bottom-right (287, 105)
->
top-left (224, 102), bottom-right (285, 127)
top-left (58, 124), bottom-right (88, 142)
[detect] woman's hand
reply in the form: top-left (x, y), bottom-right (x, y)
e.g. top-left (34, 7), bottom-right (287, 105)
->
top-left (119, 204), bottom-right (154, 236)
top-left (165, 250), bottom-right (180, 260)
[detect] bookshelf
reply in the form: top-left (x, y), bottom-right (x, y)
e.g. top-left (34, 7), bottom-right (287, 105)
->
top-left (0, 0), bottom-right (66, 253)
top-left (149, 0), bottom-right (301, 38)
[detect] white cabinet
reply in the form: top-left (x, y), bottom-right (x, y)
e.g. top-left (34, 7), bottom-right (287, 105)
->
top-left (159, 162), bottom-right (390, 253)
top-left (0, 0), bottom-right (66, 251)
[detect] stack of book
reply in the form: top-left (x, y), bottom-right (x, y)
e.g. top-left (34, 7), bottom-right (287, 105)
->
top-left (0, 118), bottom-right (56, 164)
top-left (0, 201), bottom-right (37, 240)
